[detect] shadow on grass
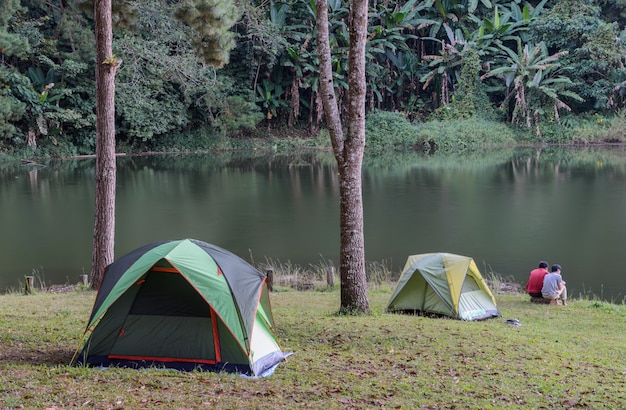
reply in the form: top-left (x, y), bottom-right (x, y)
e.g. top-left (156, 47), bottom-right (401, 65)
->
top-left (1, 348), bottom-right (74, 366)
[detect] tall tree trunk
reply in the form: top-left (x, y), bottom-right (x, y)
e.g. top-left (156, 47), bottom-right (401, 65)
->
top-left (316, 0), bottom-right (370, 314)
top-left (91, 0), bottom-right (120, 288)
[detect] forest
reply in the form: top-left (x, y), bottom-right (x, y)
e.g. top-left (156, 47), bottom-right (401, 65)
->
top-left (1, 0), bottom-right (626, 157)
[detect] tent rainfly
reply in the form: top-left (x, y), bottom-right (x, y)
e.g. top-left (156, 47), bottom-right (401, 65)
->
top-left (386, 253), bottom-right (500, 321)
top-left (71, 239), bottom-right (289, 376)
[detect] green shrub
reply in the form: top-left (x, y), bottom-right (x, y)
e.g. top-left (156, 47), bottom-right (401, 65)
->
top-left (365, 110), bottom-right (423, 151)
top-left (415, 118), bottom-right (517, 150)
top-left (429, 49), bottom-right (498, 122)
top-left (600, 111), bottom-right (626, 142)
top-left (305, 129), bottom-right (332, 149)
top-left (214, 95), bottom-right (264, 136)
top-left (539, 112), bottom-right (626, 144)
top-left (145, 128), bottom-right (233, 152)
top-left (365, 112), bottom-right (517, 153)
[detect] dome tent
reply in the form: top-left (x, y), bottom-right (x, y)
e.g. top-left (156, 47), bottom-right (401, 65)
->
top-left (71, 239), bottom-right (288, 376)
top-left (387, 253), bottom-right (500, 321)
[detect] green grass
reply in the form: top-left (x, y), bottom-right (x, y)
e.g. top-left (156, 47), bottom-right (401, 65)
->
top-left (1, 287), bottom-right (625, 409)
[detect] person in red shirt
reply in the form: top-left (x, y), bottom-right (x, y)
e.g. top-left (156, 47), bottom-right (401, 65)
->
top-left (526, 261), bottom-right (549, 298)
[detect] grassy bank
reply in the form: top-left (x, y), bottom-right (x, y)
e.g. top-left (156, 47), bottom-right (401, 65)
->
top-left (1, 285), bottom-right (625, 409)
top-left (5, 110), bottom-right (626, 162)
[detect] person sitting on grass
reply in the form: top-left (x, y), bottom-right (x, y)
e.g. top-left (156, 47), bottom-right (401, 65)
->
top-left (542, 264), bottom-right (568, 306)
top-left (526, 261), bottom-right (550, 301)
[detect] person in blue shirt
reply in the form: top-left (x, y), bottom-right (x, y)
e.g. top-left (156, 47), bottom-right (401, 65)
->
top-left (542, 264), bottom-right (568, 306)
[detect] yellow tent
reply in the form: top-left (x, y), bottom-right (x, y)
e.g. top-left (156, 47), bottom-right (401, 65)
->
top-left (387, 253), bottom-right (500, 321)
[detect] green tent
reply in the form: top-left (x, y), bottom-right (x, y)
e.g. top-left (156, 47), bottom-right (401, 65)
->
top-left (71, 239), bottom-right (288, 376)
top-left (386, 253), bottom-right (500, 321)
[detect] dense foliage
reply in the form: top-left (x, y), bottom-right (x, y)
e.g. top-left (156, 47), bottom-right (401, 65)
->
top-left (1, 0), bottom-right (626, 156)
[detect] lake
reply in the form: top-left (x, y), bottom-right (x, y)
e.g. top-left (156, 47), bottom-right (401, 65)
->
top-left (1, 146), bottom-right (625, 303)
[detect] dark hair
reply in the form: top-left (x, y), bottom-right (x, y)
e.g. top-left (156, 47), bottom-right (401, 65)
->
top-left (539, 261), bottom-right (549, 269)
top-left (551, 264), bottom-right (562, 272)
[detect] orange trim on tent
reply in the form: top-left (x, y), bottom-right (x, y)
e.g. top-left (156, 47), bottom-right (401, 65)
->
top-left (210, 307), bottom-right (221, 363)
top-left (107, 355), bottom-right (217, 365)
top-left (150, 266), bottom-right (180, 273)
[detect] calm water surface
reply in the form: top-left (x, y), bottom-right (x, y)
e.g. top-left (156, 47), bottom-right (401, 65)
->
top-left (1, 147), bottom-right (625, 302)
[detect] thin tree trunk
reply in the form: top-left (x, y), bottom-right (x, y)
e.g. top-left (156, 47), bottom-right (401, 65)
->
top-left (91, 0), bottom-right (120, 288)
top-left (316, 0), bottom-right (344, 161)
top-left (316, 0), bottom-right (370, 314)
